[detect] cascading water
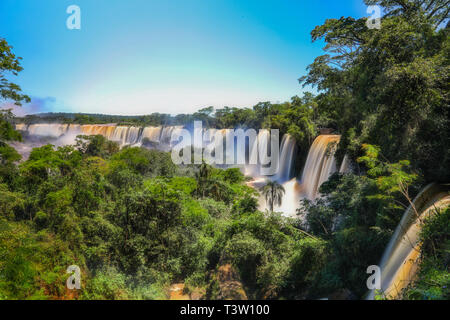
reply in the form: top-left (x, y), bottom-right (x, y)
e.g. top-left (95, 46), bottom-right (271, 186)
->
top-left (26, 123), bottom-right (72, 137)
top-left (254, 134), bottom-right (341, 217)
top-left (17, 125), bottom-right (344, 217)
top-left (339, 154), bottom-right (351, 174)
top-left (244, 129), bottom-right (271, 178)
top-left (264, 135), bottom-right (342, 216)
top-left (19, 123), bottom-right (151, 147)
top-left (17, 122), bottom-right (448, 300)
top-left (141, 126), bottom-right (162, 143)
top-left (272, 178), bottom-right (302, 216)
top-left (273, 134), bottom-right (297, 183)
top-left (367, 183), bottom-right (450, 300)
top-left (300, 135), bottom-right (340, 200)
top-left (267, 134), bottom-right (299, 217)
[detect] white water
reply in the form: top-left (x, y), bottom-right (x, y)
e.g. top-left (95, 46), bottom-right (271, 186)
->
top-left (141, 126), bottom-right (162, 143)
top-left (16, 122), bottom-right (450, 300)
top-left (339, 154), bottom-right (351, 174)
top-left (15, 124), bottom-right (294, 179)
top-left (18, 123), bottom-right (159, 147)
top-left (273, 135), bottom-right (297, 183)
top-left (273, 178), bottom-right (302, 216)
top-left (256, 134), bottom-right (342, 217)
top-left (244, 129), bottom-right (271, 177)
top-left (17, 124), bottom-right (347, 218)
top-left (299, 135), bottom-right (340, 200)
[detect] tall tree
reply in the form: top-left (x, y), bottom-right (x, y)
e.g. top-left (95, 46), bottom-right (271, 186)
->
top-left (261, 180), bottom-right (285, 212)
top-left (0, 38), bottom-right (30, 166)
top-left (0, 38), bottom-right (30, 106)
top-left (366, 0), bottom-right (450, 28)
top-left (300, 0), bottom-right (449, 182)
top-left (195, 161), bottom-right (212, 198)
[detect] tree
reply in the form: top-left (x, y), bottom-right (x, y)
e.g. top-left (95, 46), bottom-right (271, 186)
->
top-left (0, 38), bottom-right (30, 106)
top-left (300, 0), bottom-right (450, 182)
top-left (260, 180), bottom-right (285, 212)
top-left (365, 0), bottom-right (450, 28)
top-left (204, 177), bottom-right (232, 203)
top-left (358, 144), bottom-right (419, 216)
top-left (0, 38), bottom-right (29, 167)
top-left (75, 135), bottom-right (119, 158)
top-left (195, 161), bottom-right (212, 198)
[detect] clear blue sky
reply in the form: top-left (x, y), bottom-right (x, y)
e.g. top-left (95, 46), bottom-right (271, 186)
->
top-left (1, 0), bottom-right (368, 115)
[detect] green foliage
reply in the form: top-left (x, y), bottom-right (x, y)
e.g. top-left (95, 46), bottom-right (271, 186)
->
top-left (223, 231), bottom-right (266, 287)
top-left (403, 206), bottom-right (450, 300)
top-left (299, 173), bottom-right (393, 297)
top-left (1, 1), bottom-right (449, 300)
top-left (0, 144), bottom-right (21, 164)
top-left (0, 38), bottom-right (30, 105)
top-left (0, 218), bottom-right (81, 299)
top-left (76, 135), bottom-right (119, 158)
top-left (81, 267), bottom-right (130, 300)
top-left (109, 146), bottom-right (176, 177)
top-left (300, 1), bottom-right (449, 181)
top-left (358, 144), bottom-right (419, 212)
top-left (0, 183), bottom-right (24, 219)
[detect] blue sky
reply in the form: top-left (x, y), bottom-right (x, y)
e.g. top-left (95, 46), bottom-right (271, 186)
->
top-left (1, 0), bottom-right (368, 115)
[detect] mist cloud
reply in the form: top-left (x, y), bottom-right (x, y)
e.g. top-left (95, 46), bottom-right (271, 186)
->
top-left (0, 97), bottom-right (56, 116)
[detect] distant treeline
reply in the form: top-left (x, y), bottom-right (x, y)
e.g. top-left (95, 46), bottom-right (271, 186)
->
top-left (15, 112), bottom-right (189, 127)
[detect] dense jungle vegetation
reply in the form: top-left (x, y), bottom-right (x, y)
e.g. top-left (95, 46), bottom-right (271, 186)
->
top-left (0, 0), bottom-right (449, 299)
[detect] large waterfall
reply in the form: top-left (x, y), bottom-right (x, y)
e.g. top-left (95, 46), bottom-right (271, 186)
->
top-left (16, 123), bottom-right (346, 217)
top-left (255, 134), bottom-right (342, 216)
top-left (367, 184), bottom-right (450, 300)
top-left (16, 123), bottom-right (141, 146)
top-left (15, 122), bottom-right (450, 300)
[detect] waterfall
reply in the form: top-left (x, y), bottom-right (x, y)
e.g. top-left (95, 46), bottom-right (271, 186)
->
top-left (273, 178), bottom-right (302, 217)
top-left (141, 126), bottom-right (162, 143)
top-left (14, 123), bottom-right (29, 132)
top-left (16, 124), bottom-right (298, 191)
top-left (273, 134), bottom-right (297, 183)
top-left (26, 123), bottom-right (71, 137)
top-left (244, 129), bottom-right (271, 177)
top-left (339, 154), bottom-right (351, 174)
top-left (255, 134), bottom-right (340, 216)
top-left (300, 135), bottom-right (340, 200)
top-left (17, 123), bottom-right (163, 147)
top-left (367, 184), bottom-right (450, 300)
top-left (160, 126), bottom-right (184, 146)
top-left (251, 134), bottom-right (298, 217)
top-left (17, 123), bottom-right (345, 219)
